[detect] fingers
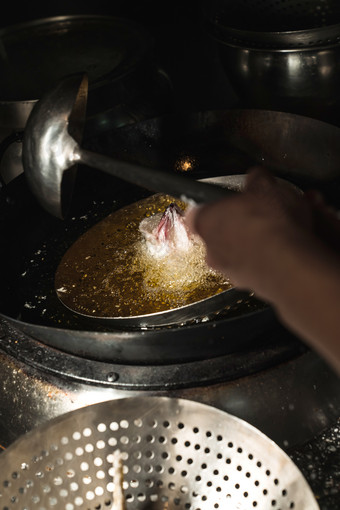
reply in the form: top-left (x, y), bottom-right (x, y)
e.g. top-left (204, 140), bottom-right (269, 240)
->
top-left (184, 198), bottom-right (232, 274)
top-left (184, 167), bottom-right (315, 290)
top-left (185, 200), bottom-right (221, 246)
top-left (186, 166), bottom-right (273, 240)
top-left (184, 204), bottom-right (202, 236)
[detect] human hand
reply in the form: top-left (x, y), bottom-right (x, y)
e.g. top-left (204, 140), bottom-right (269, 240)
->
top-left (185, 166), bottom-right (340, 374)
top-left (185, 166), bottom-right (335, 298)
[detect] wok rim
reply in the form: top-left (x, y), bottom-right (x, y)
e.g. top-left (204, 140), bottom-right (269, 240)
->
top-left (55, 175), bottom-right (253, 328)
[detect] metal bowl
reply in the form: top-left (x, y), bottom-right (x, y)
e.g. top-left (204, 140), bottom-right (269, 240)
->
top-left (203, 0), bottom-right (340, 120)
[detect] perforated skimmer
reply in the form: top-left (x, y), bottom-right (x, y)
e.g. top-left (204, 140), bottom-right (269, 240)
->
top-left (0, 397), bottom-right (319, 510)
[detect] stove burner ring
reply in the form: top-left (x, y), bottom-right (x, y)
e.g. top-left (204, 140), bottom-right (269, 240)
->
top-left (0, 317), bottom-right (304, 389)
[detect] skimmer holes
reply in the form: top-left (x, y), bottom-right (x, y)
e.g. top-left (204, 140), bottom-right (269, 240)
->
top-left (0, 399), bottom-right (310, 510)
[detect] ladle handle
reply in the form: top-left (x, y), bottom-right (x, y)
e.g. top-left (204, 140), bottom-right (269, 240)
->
top-left (78, 148), bottom-right (235, 204)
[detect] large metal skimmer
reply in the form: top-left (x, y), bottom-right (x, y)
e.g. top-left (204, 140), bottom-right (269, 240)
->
top-left (22, 73), bottom-right (233, 219)
top-left (0, 397), bottom-right (319, 510)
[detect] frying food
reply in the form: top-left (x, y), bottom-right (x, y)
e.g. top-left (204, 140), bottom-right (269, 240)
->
top-left (55, 194), bottom-right (232, 319)
top-left (139, 202), bottom-right (192, 258)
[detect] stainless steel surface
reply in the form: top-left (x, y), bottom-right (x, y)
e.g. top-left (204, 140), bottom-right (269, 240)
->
top-left (58, 282), bottom-right (248, 329)
top-left (23, 73), bottom-right (87, 219)
top-left (0, 397), bottom-right (319, 509)
top-left (204, 0), bottom-right (340, 47)
top-left (0, 320), bottom-right (339, 451)
top-left (22, 73), bottom-right (233, 219)
top-left (203, 1), bottom-right (340, 118)
top-left (214, 45), bottom-right (340, 119)
top-left (0, 101), bottom-right (35, 184)
top-left (216, 109), bottom-right (340, 181)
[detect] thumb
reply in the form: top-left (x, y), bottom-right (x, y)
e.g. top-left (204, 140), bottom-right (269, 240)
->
top-left (184, 204), bottom-right (204, 236)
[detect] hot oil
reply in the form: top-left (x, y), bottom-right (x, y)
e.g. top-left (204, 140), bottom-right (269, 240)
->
top-left (55, 194), bottom-right (232, 318)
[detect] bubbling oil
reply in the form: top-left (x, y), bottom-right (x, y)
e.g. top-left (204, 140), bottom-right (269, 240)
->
top-left (55, 194), bottom-right (233, 318)
top-left (136, 229), bottom-right (223, 293)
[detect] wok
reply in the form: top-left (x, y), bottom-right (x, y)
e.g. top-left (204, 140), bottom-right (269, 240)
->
top-left (1, 108), bottom-right (340, 364)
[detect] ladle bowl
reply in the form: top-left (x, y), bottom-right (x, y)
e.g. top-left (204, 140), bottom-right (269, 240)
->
top-left (22, 73), bottom-right (233, 219)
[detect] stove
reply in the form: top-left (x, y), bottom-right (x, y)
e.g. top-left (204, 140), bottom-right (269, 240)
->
top-left (0, 3), bottom-right (339, 509)
top-left (0, 317), bottom-right (339, 508)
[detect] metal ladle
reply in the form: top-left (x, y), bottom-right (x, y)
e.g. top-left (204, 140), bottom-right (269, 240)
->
top-left (22, 73), bottom-right (234, 219)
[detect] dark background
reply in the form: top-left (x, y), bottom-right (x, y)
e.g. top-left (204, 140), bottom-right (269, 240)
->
top-left (0, 1), bottom-right (238, 113)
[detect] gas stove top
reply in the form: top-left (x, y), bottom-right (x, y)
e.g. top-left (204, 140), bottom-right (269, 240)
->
top-left (0, 313), bottom-right (339, 445)
top-left (0, 321), bottom-right (339, 509)
top-left (0, 3), bottom-right (339, 509)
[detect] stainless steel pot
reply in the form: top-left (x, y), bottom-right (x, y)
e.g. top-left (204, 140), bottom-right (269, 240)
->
top-left (203, 0), bottom-right (340, 120)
